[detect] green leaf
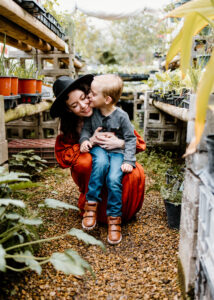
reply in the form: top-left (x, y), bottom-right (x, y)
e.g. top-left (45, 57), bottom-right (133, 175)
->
top-left (44, 199), bottom-right (79, 211)
top-left (5, 213), bottom-right (21, 220)
top-left (27, 162), bottom-right (36, 167)
top-left (32, 155), bottom-right (43, 161)
top-left (13, 233), bottom-right (24, 243)
top-left (0, 167), bottom-right (7, 175)
top-left (51, 191), bottom-right (58, 195)
top-left (0, 245), bottom-right (6, 272)
top-left (50, 249), bottom-right (91, 276)
top-left (68, 228), bottom-right (105, 250)
top-left (0, 172), bottom-right (30, 184)
top-left (19, 150), bottom-right (35, 154)
top-left (19, 218), bottom-right (43, 225)
top-left (0, 207), bottom-right (6, 218)
top-left (9, 181), bottom-right (41, 191)
top-left (14, 250), bottom-right (42, 274)
top-left (0, 199), bottom-right (25, 208)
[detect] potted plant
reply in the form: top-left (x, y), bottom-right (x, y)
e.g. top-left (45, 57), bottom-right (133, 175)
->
top-left (36, 74), bottom-right (44, 94)
top-left (161, 169), bottom-right (184, 229)
top-left (8, 60), bottom-right (19, 96)
top-left (14, 64), bottom-right (37, 94)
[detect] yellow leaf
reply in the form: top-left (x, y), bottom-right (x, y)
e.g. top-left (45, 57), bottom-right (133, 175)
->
top-left (166, 13), bottom-right (211, 70)
top-left (209, 104), bottom-right (214, 112)
top-left (184, 49), bottom-right (214, 157)
top-left (165, 30), bottom-right (182, 70)
top-left (195, 49), bottom-right (214, 145)
top-left (180, 12), bottom-right (209, 77)
top-left (183, 136), bottom-right (197, 157)
top-left (167, 0), bottom-right (214, 19)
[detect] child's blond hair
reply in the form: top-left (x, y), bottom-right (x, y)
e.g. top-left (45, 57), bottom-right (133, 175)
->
top-left (93, 74), bottom-right (123, 104)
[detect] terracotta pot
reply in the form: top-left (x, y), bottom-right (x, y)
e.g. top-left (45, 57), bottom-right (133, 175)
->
top-left (36, 79), bottom-right (43, 94)
top-left (11, 77), bottom-right (18, 95)
top-left (0, 76), bottom-right (11, 96)
top-left (18, 78), bottom-right (37, 94)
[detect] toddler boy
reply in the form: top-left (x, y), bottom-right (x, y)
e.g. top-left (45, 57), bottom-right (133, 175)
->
top-left (80, 74), bottom-right (136, 244)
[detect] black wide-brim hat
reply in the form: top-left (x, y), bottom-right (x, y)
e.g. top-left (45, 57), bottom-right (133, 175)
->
top-left (50, 74), bottom-right (94, 118)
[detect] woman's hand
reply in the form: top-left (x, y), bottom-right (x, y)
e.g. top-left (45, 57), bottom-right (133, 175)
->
top-left (90, 127), bottom-right (125, 150)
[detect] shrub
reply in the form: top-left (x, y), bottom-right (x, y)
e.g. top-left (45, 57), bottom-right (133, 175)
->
top-left (9, 150), bottom-right (48, 180)
top-left (0, 167), bottom-right (105, 276)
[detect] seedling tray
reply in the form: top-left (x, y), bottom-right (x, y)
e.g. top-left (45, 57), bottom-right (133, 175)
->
top-left (18, 93), bottom-right (42, 104)
top-left (4, 95), bottom-right (20, 111)
top-left (21, 0), bottom-right (45, 16)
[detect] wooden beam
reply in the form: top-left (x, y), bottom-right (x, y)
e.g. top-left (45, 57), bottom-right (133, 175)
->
top-left (0, 0), bottom-right (66, 51)
top-left (40, 69), bottom-right (73, 76)
top-left (37, 53), bottom-right (83, 69)
top-left (0, 33), bottom-right (32, 52)
top-left (5, 100), bottom-right (53, 123)
top-left (0, 16), bottom-right (52, 52)
top-left (8, 50), bottom-right (83, 71)
top-left (149, 99), bottom-right (190, 122)
top-left (74, 58), bottom-right (83, 69)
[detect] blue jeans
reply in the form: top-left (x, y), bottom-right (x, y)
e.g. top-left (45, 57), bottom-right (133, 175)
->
top-left (86, 146), bottom-right (124, 217)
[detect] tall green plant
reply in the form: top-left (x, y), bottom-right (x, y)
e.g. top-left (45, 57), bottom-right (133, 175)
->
top-left (0, 34), bottom-right (8, 76)
top-left (13, 64), bottom-right (37, 79)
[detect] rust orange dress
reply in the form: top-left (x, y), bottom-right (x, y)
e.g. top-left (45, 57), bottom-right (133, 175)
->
top-left (55, 130), bottom-right (146, 223)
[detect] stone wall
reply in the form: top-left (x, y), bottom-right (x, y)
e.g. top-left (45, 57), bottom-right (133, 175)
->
top-left (179, 94), bottom-right (214, 298)
top-left (143, 91), bottom-right (187, 150)
top-left (0, 96), bottom-right (8, 165)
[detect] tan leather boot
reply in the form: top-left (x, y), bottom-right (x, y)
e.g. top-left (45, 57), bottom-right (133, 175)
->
top-left (82, 202), bottom-right (98, 230)
top-left (107, 216), bottom-right (122, 245)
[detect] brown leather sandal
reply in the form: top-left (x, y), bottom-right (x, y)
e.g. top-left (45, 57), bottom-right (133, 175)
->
top-left (107, 216), bottom-right (122, 245)
top-left (82, 202), bottom-right (98, 230)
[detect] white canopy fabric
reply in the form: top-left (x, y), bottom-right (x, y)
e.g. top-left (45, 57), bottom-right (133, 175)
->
top-left (75, 0), bottom-right (145, 20)
top-left (64, 0), bottom-right (169, 20)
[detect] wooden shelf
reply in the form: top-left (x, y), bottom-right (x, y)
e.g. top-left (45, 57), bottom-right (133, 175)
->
top-left (0, 0), bottom-right (66, 51)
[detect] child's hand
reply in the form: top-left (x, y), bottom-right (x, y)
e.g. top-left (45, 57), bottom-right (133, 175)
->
top-left (121, 163), bottom-right (133, 173)
top-left (80, 140), bottom-right (92, 153)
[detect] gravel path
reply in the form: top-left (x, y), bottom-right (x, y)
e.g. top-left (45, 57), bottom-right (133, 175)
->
top-left (1, 168), bottom-right (182, 299)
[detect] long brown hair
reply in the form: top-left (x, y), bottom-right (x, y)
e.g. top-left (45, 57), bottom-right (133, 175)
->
top-left (59, 83), bottom-right (90, 141)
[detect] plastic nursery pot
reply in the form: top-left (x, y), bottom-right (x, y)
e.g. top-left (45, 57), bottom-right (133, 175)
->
top-left (206, 134), bottom-right (214, 175)
top-left (36, 79), bottom-right (42, 94)
top-left (11, 77), bottom-right (18, 95)
top-left (164, 200), bottom-right (181, 230)
top-left (0, 76), bottom-right (11, 96)
top-left (18, 78), bottom-right (37, 94)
